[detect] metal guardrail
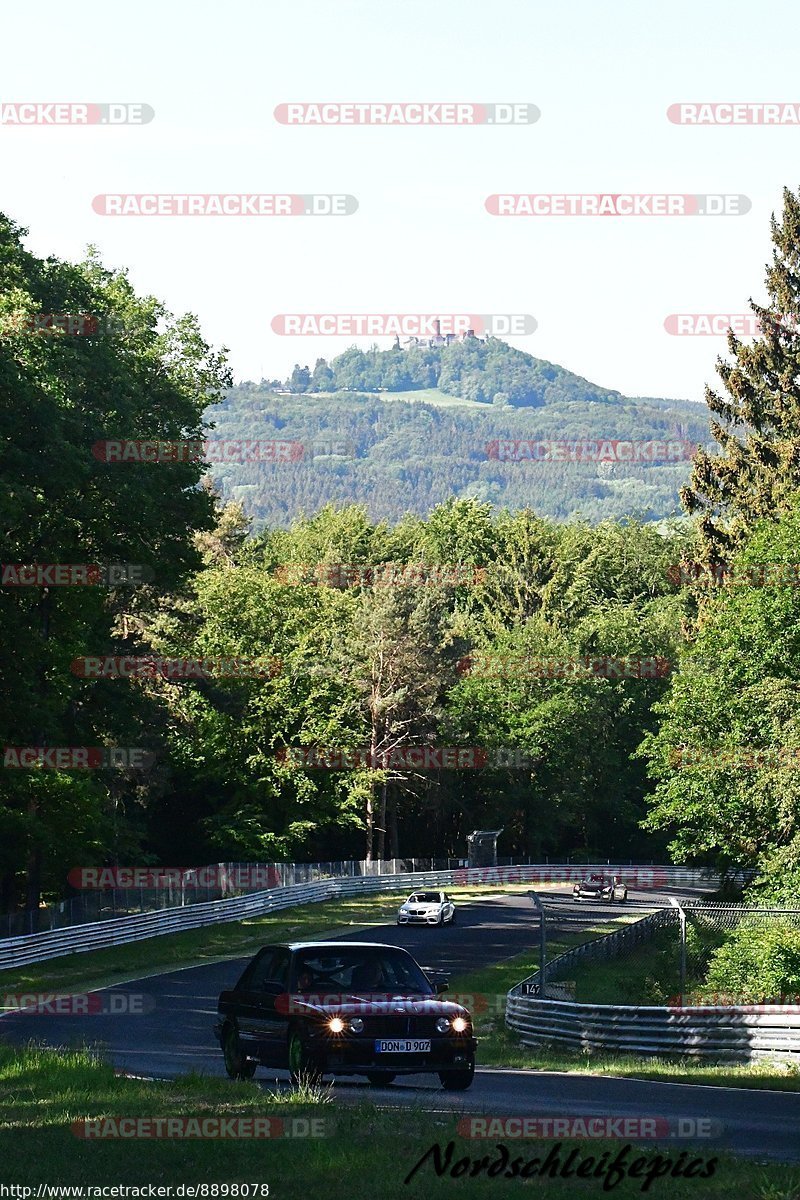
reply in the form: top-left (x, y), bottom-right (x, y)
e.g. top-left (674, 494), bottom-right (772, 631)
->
top-left (1, 856), bottom-right (693, 938)
top-left (0, 864), bottom-right (713, 971)
top-left (505, 994), bottom-right (800, 1060)
top-left (506, 906), bottom-right (800, 1061)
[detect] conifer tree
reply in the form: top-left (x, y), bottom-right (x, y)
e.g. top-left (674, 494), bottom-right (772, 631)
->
top-left (682, 186), bottom-right (800, 559)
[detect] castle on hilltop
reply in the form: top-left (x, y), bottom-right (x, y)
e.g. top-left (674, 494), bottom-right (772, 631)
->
top-left (393, 320), bottom-right (488, 350)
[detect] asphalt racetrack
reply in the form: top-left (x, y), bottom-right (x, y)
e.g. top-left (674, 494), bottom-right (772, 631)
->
top-left (4, 886), bottom-right (800, 1163)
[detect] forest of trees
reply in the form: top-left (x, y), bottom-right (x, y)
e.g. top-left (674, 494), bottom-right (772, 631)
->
top-left (279, 338), bottom-right (633, 407)
top-left (3, 187), bottom-right (800, 966)
top-left (207, 386), bottom-right (710, 528)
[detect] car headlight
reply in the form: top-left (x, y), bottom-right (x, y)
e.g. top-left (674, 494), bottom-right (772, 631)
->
top-left (328, 1016), bottom-right (345, 1033)
top-left (452, 1016), bottom-right (469, 1033)
top-left (348, 1017), bottom-right (364, 1034)
top-left (436, 1016), bottom-right (451, 1033)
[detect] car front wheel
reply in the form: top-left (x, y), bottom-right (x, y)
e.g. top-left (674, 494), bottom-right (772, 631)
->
top-left (288, 1028), bottom-right (323, 1087)
top-left (439, 1058), bottom-right (475, 1091)
top-left (223, 1026), bottom-right (257, 1080)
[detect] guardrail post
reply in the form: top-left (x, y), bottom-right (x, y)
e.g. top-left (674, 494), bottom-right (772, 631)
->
top-left (678, 903), bottom-right (687, 1007)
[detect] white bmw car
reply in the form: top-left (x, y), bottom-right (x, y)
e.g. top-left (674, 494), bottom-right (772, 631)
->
top-left (397, 890), bottom-right (456, 927)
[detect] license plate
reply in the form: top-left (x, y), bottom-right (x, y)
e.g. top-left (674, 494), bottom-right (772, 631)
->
top-left (374, 1038), bottom-right (431, 1053)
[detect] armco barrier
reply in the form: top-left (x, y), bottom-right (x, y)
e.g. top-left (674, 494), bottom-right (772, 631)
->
top-left (506, 906), bottom-right (800, 1061)
top-left (505, 993), bottom-right (800, 1061)
top-left (0, 864), bottom-right (714, 971)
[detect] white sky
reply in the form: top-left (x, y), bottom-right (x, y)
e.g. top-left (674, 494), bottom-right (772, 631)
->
top-left (2, 0), bottom-right (799, 402)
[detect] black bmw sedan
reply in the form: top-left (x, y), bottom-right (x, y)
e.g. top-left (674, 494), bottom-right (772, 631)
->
top-left (214, 940), bottom-right (476, 1089)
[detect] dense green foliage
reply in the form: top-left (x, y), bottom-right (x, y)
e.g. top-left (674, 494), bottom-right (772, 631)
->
top-left (283, 339), bottom-right (635, 407)
top-left (0, 214), bottom-right (230, 909)
top-left (640, 509), bottom-right (800, 872)
top-left (703, 920), bottom-right (800, 1002)
top-left (134, 499), bottom-right (689, 871)
top-left (4, 189), bottom-right (800, 926)
top-left (208, 385), bottom-right (708, 528)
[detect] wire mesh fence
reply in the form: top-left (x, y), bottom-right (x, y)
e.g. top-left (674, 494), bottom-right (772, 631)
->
top-left (3, 854), bottom-right (579, 937)
top-left (530, 898), bottom-right (800, 1007)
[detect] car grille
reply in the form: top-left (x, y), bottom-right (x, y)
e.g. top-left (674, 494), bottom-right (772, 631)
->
top-left (362, 1015), bottom-right (442, 1037)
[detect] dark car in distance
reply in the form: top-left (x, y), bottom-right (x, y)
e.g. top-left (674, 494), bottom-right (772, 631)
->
top-left (572, 873), bottom-right (628, 902)
top-left (214, 941), bottom-right (476, 1089)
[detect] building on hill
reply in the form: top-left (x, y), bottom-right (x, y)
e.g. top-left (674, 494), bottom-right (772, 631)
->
top-left (393, 320), bottom-right (486, 351)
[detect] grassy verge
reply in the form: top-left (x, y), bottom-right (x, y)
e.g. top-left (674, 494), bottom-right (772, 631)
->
top-left (569, 925), bottom-right (680, 1005)
top-left (0, 892), bottom-right (404, 996)
top-left (0, 884), bottom-right (544, 996)
top-left (2, 1046), bottom-right (799, 1198)
top-left (449, 950), bottom-right (800, 1092)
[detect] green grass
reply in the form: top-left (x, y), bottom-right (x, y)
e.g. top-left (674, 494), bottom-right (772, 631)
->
top-left (0, 892), bottom-right (407, 996)
top-left (569, 926), bottom-right (681, 1005)
top-left (313, 387), bottom-right (479, 407)
top-left (0, 884), bottom-right (538, 996)
top-left (2, 1045), bottom-right (800, 1198)
top-left (565, 922), bottom-right (734, 1006)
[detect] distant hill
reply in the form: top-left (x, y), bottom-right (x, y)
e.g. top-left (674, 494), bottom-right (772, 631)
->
top-left (206, 343), bottom-right (711, 528)
top-left (281, 338), bottom-right (631, 407)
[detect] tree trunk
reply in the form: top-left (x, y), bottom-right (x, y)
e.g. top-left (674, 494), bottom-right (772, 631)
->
top-left (376, 779), bottom-right (388, 861)
top-left (388, 790), bottom-right (399, 859)
top-left (365, 784), bottom-right (374, 863)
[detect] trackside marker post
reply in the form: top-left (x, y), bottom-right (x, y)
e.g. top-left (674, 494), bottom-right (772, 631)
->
top-left (528, 890), bottom-right (547, 999)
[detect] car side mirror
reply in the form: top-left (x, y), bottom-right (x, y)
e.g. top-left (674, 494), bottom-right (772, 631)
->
top-left (424, 968), bottom-right (450, 994)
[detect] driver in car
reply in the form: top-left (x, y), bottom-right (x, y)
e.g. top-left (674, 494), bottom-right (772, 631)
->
top-left (351, 958), bottom-right (387, 992)
top-left (295, 966), bottom-right (315, 992)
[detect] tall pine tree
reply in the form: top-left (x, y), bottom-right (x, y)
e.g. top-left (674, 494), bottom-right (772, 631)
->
top-left (682, 186), bottom-right (800, 559)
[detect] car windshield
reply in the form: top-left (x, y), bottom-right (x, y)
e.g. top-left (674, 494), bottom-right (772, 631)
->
top-left (409, 892), bottom-right (440, 903)
top-left (291, 947), bottom-right (435, 995)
